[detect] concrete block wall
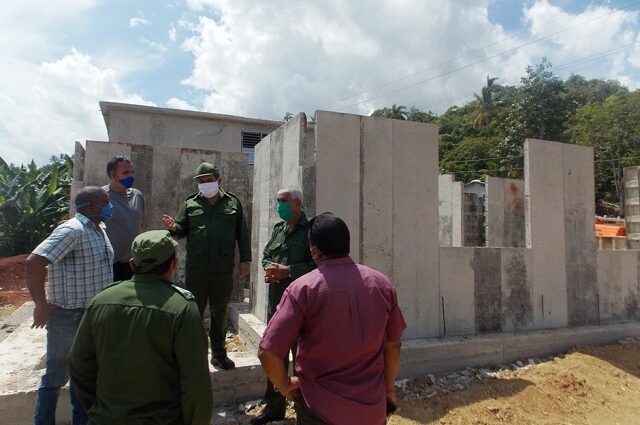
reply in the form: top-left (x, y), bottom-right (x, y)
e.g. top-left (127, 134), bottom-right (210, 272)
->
top-left (74, 140), bottom-right (250, 300)
top-left (485, 177), bottom-right (525, 247)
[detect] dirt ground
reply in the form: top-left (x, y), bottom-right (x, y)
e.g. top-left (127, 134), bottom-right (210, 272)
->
top-left (232, 340), bottom-right (640, 425)
top-left (0, 254), bottom-right (30, 321)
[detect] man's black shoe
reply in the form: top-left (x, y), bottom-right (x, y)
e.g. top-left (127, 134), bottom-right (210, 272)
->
top-left (250, 412), bottom-right (285, 425)
top-left (211, 356), bottom-right (235, 370)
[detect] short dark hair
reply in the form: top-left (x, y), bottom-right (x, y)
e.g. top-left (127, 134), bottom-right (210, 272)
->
top-left (309, 212), bottom-right (350, 258)
top-left (75, 186), bottom-right (106, 212)
top-left (106, 156), bottom-right (131, 177)
top-left (133, 253), bottom-right (176, 275)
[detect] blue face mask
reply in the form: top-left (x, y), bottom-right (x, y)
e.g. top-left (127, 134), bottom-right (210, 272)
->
top-left (118, 175), bottom-right (135, 189)
top-left (76, 202), bottom-right (113, 222)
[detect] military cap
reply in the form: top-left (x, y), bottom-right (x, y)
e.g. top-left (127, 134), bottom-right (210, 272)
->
top-left (194, 162), bottom-right (219, 178)
top-left (131, 230), bottom-right (178, 273)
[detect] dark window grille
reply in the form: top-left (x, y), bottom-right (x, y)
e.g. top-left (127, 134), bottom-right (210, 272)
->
top-left (241, 131), bottom-right (268, 165)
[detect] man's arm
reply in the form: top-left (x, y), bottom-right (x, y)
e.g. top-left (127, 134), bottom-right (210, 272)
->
top-left (175, 302), bottom-right (213, 425)
top-left (383, 340), bottom-right (402, 406)
top-left (258, 349), bottom-right (299, 399)
top-left (68, 309), bottom-right (98, 410)
top-left (25, 254), bottom-right (50, 328)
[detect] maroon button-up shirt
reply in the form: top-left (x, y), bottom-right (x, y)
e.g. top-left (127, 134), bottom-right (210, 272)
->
top-left (259, 256), bottom-right (407, 425)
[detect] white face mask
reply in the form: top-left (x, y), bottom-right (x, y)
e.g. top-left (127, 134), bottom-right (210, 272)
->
top-left (198, 181), bottom-right (219, 198)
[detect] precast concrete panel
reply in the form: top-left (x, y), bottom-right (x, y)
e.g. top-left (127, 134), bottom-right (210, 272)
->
top-left (150, 147), bottom-right (181, 230)
top-left (392, 120), bottom-right (440, 339)
top-left (597, 250), bottom-right (622, 323)
top-left (500, 248), bottom-right (533, 331)
top-left (484, 176), bottom-right (505, 248)
top-left (620, 251), bottom-right (639, 321)
top-left (281, 114), bottom-right (304, 187)
top-left (438, 175), bottom-right (464, 247)
top-left (562, 143), bottom-right (598, 325)
top-left (525, 139), bottom-right (568, 329)
top-left (474, 248), bottom-right (502, 333)
top-left (485, 177), bottom-right (524, 248)
top-left (315, 111), bottom-right (362, 261)
top-left (251, 135), bottom-right (271, 321)
top-left (439, 247), bottom-right (475, 336)
top-left (361, 117), bottom-right (394, 277)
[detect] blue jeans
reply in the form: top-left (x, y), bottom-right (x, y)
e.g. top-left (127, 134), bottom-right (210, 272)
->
top-left (33, 307), bottom-right (88, 425)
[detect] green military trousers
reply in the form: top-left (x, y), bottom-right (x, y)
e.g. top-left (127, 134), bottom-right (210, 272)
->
top-left (184, 271), bottom-right (234, 358)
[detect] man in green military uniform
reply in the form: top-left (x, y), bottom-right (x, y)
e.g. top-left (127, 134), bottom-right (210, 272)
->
top-left (162, 162), bottom-right (251, 370)
top-left (251, 187), bottom-right (315, 425)
top-left (69, 230), bottom-right (212, 425)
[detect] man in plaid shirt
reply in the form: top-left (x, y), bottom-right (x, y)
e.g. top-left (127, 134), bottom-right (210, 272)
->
top-left (26, 186), bottom-right (114, 425)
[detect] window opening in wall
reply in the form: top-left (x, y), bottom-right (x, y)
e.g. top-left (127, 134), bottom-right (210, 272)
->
top-left (241, 131), bottom-right (269, 165)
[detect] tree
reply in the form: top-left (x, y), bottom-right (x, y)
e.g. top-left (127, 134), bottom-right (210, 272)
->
top-left (283, 112), bottom-right (294, 122)
top-left (371, 104), bottom-right (408, 120)
top-left (473, 75), bottom-right (498, 129)
top-left (406, 107), bottom-right (437, 123)
top-left (497, 58), bottom-right (568, 175)
top-left (567, 90), bottom-right (640, 212)
top-left (0, 155), bottom-right (73, 255)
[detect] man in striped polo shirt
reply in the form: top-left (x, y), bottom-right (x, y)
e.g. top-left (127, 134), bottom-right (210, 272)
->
top-left (26, 186), bottom-right (114, 425)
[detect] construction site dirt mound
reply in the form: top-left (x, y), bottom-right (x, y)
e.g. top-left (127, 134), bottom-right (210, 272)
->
top-left (0, 254), bottom-right (30, 320)
top-left (233, 340), bottom-right (640, 425)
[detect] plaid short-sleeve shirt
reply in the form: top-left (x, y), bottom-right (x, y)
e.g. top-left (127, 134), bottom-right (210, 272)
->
top-left (32, 213), bottom-right (114, 309)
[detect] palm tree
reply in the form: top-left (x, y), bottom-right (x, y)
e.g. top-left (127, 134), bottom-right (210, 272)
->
top-left (371, 104), bottom-right (408, 120)
top-left (473, 76), bottom-right (498, 128)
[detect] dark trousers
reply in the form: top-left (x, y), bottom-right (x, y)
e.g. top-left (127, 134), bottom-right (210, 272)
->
top-left (185, 271), bottom-right (234, 357)
top-left (294, 396), bottom-right (326, 425)
top-left (263, 280), bottom-right (296, 417)
top-left (112, 261), bottom-right (134, 281)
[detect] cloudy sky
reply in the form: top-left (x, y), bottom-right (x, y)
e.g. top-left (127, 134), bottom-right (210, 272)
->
top-left (1, 0), bottom-right (639, 165)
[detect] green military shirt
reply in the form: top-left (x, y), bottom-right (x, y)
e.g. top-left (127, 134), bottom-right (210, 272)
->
top-left (68, 274), bottom-right (213, 425)
top-left (173, 189), bottom-right (251, 273)
top-left (261, 212), bottom-right (315, 283)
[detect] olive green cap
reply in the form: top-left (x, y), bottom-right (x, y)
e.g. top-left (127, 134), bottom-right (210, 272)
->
top-left (194, 162), bottom-right (219, 178)
top-left (131, 230), bottom-right (178, 273)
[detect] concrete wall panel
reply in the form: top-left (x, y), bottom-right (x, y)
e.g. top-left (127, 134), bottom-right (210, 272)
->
top-left (474, 248), bottom-right (502, 333)
top-left (597, 250), bottom-right (622, 323)
top-left (501, 248), bottom-right (533, 331)
top-left (251, 135), bottom-right (271, 321)
top-left (83, 141), bottom-right (132, 189)
top-left (485, 177), bottom-right (524, 248)
top-left (392, 120), bottom-right (440, 338)
top-left (525, 139), bottom-right (568, 329)
top-left (361, 118), bottom-right (394, 276)
top-left (562, 143), bottom-right (598, 325)
top-left (439, 247), bottom-right (475, 336)
top-left (315, 111), bottom-right (362, 261)
top-left (438, 174), bottom-right (463, 247)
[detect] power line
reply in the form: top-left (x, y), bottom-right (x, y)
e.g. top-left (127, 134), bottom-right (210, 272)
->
top-left (321, 0), bottom-right (611, 108)
top-left (333, 1), bottom-right (640, 111)
top-left (416, 42), bottom-right (635, 112)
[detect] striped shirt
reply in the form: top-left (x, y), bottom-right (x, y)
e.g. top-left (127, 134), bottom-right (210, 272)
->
top-left (32, 213), bottom-right (114, 309)
top-left (260, 256), bottom-right (407, 425)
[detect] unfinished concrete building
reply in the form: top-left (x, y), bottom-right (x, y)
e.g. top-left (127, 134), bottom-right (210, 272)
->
top-left (2, 106), bottom-right (640, 424)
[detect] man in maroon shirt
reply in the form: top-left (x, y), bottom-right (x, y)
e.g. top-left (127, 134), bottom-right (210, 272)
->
top-left (258, 213), bottom-right (406, 425)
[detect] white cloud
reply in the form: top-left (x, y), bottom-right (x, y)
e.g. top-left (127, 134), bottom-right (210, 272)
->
top-left (0, 49), bottom-right (153, 165)
top-left (168, 26), bottom-right (177, 42)
top-left (167, 97), bottom-right (196, 110)
top-left (129, 15), bottom-right (150, 28)
top-left (0, 1), bottom-right (153, 165)
top-left (140, 37), bottom-right (168, 52)
top-left (175, 0), bottom-right (640, 121)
